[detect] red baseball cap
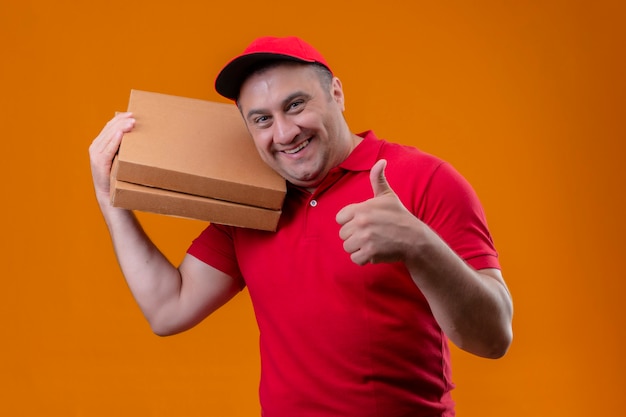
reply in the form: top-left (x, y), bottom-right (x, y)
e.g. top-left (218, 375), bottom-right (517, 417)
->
top-left (215, 36), bottom-right (332, 100)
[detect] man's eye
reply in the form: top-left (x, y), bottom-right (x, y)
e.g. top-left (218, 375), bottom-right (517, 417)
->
top-left (255, 115), bottom-right (270, 124)
top-left (288, 100), bottom-right (304, 110)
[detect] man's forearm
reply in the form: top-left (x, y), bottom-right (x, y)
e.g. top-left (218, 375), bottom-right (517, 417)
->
top-left (405, 226), bottom-right (513, 358)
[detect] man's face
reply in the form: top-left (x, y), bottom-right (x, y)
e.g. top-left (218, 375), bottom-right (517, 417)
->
top-left (237, 63), bottom-right (351, 189)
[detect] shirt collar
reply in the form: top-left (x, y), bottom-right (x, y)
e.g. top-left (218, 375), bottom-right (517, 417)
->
top-left (338, 130), bottom-right (382, 172)
top-left (286, 130), bottom-right (382, 194)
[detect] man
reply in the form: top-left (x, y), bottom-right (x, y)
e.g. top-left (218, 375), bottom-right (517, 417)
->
top-left (89, 36), bottom-right (513, 417)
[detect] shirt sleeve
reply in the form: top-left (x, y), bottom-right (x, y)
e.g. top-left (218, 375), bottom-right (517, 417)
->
top-left (419, 162), bottom-right (501, 271)
top-left (187, 224), bottom-right (245, 287)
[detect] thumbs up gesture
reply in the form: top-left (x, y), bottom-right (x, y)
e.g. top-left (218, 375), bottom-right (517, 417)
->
top-left (336, 159), bottom-right (421, 265)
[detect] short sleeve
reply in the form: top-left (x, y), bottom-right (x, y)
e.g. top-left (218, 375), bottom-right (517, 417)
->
top-left (187, 224), bottom-right (245, 286)
top-left (420, 162), bottom-right (500, 271)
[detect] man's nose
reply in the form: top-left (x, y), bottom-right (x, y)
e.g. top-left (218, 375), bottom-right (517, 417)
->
top-left (273, 115), bottom-right (300, 145)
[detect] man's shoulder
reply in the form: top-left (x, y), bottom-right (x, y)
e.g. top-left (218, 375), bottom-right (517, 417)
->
top-left (377, 138), bottom-right (446, 174)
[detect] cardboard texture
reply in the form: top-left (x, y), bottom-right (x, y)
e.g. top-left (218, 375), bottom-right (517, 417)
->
top-left (109, 90), bottom-right (286, 231)
top-left (116, 89), bottom-right (286, 210)
top-left (110, 158), bottom-right (282, 231)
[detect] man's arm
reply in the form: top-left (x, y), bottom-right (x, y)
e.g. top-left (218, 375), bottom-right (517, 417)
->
top-left (336, 159), bottom-right (513, 358)
top-left (89, 113), bottom-right (240, 336)
top-left (403, 237), bottom-right (512, 359)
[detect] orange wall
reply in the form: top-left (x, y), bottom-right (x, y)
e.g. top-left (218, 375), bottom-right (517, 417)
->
top-left (1, 1), bottom-right (624, 415)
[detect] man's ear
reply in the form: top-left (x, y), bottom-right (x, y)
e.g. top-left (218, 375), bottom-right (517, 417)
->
top-left (331, 77), bottom-right (345, 111)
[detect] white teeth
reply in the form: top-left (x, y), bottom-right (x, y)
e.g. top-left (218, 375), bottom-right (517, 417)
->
top-left (283, 140), bottom-right (309, 155)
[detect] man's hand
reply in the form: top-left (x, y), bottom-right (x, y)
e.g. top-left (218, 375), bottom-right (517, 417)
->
top-left (336, 159), bottom-right (422, 265)
top-left (88, 112), bottom-right (135, 207)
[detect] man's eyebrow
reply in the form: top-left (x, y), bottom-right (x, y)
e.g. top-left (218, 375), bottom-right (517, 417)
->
top-left (246, 107), bottom-right (267, 120)
top-left (282, 91), bottom-right (311, 107)
top-left (245, 91), bottom-right (312, 120)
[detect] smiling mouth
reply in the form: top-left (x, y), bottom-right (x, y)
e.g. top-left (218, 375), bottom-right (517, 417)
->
top-left (282, 139), bottom-right (310, 155)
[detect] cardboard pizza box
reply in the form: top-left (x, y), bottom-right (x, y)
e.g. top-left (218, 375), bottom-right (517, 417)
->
top-left (115, 89), bottom-right (286, 210)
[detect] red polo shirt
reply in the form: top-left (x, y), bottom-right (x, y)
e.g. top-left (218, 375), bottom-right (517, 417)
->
top-left (188, 131), bottom-right (499, 417)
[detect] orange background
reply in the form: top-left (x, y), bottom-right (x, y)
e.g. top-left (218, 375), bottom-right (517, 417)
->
top-left (1, 1), bottom-right (624, 415)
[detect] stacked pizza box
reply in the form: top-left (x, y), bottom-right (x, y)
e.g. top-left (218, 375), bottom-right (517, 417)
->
top-left (110, 90), bottom-right (286, 231)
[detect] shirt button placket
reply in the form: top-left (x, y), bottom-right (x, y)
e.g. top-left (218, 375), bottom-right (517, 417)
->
top-left (304, 197), bottom-right (319, 237)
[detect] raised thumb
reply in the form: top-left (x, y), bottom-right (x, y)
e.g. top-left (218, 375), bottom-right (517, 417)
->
top-left (370, 159), bottom-right (391, 197)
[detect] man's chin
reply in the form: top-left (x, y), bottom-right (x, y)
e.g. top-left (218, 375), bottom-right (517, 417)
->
top-left (284, 171), bottom-right (323, 189)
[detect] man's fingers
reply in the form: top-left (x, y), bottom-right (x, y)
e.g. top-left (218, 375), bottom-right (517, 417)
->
top-left (92, 114), bottom-right (135, 153)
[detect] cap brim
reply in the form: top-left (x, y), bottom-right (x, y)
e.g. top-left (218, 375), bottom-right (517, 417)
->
top-left (215, 53), bottom-right (314, 100)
